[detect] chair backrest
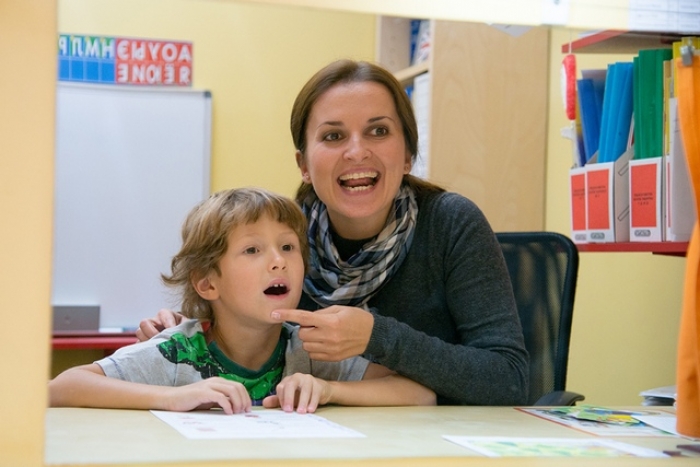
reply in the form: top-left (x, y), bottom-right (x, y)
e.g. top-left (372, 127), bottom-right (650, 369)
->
top-left (495, 232), bottom-right (579, 405)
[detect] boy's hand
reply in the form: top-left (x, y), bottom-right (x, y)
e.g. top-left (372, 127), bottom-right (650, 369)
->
top-left (163, 377), bottom-right (252, 414)
top-left (262, 373), bottom-right (331, 414)
top-left (136, 309), bottom-right (183, 341)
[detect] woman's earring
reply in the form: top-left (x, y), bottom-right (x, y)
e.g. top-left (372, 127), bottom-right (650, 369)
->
top-left (302, 173), bottom-right (311, 183)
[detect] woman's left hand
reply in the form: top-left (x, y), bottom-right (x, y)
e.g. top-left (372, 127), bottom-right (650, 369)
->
top-left (271, 305), bottom-right (374, 361)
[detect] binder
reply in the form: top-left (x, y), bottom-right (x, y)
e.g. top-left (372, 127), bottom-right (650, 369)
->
top-left (577, 75), bottom-right (605, 163)
top-left (629, 157), bottom-right (664, 242)
top-left (629, 48), bottom-right (672, 242)
top-left (569, 166), bottom-right (588, 243)
top-left (634, 49), bottom-right (672, 160)
top-left (598, 62), bottom-right (634, 163)
top-left (585, 148), bottom-right (632, 243)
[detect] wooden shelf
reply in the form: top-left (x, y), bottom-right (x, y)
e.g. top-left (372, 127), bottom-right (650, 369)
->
top-left (562, 30), bottom-right (686, 54)
top-left (576, 241), bottom-right (688, 256)
top-left (394, 61), bottom-right (429, 85)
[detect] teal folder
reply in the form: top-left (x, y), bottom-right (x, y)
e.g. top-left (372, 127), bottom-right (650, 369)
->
top-left (598, 62), bottom-right (634, 163)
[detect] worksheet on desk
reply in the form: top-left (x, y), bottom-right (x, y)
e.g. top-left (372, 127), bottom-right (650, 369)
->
top-left (443, 436), bottom-right (668, 458)
top-left (151, 409), bottom-right (366, 439)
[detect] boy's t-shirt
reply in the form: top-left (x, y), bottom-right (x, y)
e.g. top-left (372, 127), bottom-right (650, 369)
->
top-left (96, 320), bottom-right (369, 405)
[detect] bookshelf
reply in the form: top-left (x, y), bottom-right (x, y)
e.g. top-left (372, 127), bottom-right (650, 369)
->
top-left (577, 241), bottom-right (688, 257)
top-left (376, 17), bottom-right (550, 232)
top-left (564, 30), bottom-right (692, 257)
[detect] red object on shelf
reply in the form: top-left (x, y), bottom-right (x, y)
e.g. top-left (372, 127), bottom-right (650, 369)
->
top-left (561, 54), bottom-right (577, 120)
top-left (576, 241), bottom-right (689, 256)
top-left (52, 331), bottom-right (138, 351)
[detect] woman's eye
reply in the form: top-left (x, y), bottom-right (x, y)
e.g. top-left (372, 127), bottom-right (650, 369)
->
top-left (282, 244), bottom-right (294, 252)
top-left (370, 126), bottom-right (389, 137)
top-left (322, 132), bottom-right (341, 142)
top-left (244, 247), bottom-right (259, 254)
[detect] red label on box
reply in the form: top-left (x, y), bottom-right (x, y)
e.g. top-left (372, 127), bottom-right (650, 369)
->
top-left (630, 162), bottom-right (658, 228)
top-left (571, 173), bottom-right (586, 230)
top-left (586, 168), bottom-right (610, 230)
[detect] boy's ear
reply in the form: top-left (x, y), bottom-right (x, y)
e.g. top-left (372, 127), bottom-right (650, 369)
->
top-left (193, 274), bottom-right (218, 300)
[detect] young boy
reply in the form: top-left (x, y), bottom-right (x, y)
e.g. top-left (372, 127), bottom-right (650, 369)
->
top-left (49, 187), bottom-right (435, 414)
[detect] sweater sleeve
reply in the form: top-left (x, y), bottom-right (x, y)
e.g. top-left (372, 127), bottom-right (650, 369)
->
top-left (364, 192), bottom-right (528, 405)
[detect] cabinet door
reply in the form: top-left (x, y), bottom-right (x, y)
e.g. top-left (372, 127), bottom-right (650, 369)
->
top-left (430, 21), bottom-right (549, 231)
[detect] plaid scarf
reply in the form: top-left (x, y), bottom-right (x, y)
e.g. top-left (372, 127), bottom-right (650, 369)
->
top-left (302, 184), bottom-right (417, 308)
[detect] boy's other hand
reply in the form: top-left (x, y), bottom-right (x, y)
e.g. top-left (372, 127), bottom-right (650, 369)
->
top-left (263, 373), bottom-right (331, 414)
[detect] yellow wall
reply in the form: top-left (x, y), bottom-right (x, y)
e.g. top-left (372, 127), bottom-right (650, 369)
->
top-left (1, 1), bottom-right (689, 466)
top-left (59, 0), bottom-right (375, 197)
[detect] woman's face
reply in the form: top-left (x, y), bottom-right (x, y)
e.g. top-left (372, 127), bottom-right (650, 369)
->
top-left (298, 81), bottom-right (411, 240)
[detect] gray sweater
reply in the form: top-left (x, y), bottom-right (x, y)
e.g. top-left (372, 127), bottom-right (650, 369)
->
top-left (299, 190), bottom-right (528, 406)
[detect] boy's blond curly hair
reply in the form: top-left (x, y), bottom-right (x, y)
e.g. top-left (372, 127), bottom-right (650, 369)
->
top-left (161, 187), bottom-right (308, 321)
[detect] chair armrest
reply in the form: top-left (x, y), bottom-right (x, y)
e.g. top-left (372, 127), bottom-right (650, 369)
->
top-left (533, 390), bottom-right (585, 406)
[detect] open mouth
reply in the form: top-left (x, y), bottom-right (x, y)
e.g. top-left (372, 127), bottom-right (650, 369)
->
top-left (338, 171), bottom-right (379, 192)
top-left (264, 284), bottom-right (288, 296)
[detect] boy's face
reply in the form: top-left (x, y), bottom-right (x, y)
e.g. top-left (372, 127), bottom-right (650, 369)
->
top-left (205, 214), bottom-right (305, 325)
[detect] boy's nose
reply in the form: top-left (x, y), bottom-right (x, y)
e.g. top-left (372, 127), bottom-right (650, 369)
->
top-left (270, 251), bottom-right (287, 270)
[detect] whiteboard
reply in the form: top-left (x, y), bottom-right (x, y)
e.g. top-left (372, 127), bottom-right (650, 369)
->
top-left (52, 83), bottom-right (211, 328)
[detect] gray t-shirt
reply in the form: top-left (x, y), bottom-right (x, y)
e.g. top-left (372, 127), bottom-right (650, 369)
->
top-left (96, 320), bottom-right (368, 403)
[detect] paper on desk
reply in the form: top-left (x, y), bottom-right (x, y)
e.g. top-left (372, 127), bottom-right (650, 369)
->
top-left (151, 409), bottom-right (365, 440)
top-left (520, 407), bottom-right (675, 437)
top-left (633, 414), bottom-right (680, 437)
top-left (443, 436), bottom-right (668, 457)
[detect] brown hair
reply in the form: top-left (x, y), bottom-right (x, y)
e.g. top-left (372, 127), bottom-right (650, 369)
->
top-left (290, 59), bottom-right (444, 203)
top-left (161, 187), bottom-right (309, 321)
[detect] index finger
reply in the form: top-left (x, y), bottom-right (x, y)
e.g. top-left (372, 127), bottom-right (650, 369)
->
top-left (271, 309), bottom-right (319, 326)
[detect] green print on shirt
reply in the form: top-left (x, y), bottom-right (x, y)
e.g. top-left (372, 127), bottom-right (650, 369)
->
top-left (157, 331), bottom-right (284, 402)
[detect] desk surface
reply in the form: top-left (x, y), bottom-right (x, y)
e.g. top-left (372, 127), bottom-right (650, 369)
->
top-left (45, 406), bottom-right (698, 466)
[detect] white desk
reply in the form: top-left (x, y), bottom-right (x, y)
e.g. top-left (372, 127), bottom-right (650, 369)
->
top-left (45, 406), bottom-right (698, 466)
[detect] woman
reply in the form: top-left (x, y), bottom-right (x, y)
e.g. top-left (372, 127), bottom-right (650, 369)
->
top-left (140, 59), bottom-right (528, 405)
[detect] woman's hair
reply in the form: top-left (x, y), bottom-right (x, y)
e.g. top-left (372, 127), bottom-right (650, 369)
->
top-left (290, 59), bottom-right (444, 204)
top-left (161, 187), bottom-right (309, 321)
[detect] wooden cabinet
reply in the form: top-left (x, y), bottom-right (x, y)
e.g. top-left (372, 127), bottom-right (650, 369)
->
top-left (376, 18), bottom-right (550, 232)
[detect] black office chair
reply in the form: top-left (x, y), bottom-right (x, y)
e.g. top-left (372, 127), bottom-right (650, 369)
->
top-left (496, 231), bottom-right (585, 406)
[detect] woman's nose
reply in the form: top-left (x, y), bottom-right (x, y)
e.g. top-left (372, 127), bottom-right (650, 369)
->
top-left (343, 135), bottom-right (369, 161)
